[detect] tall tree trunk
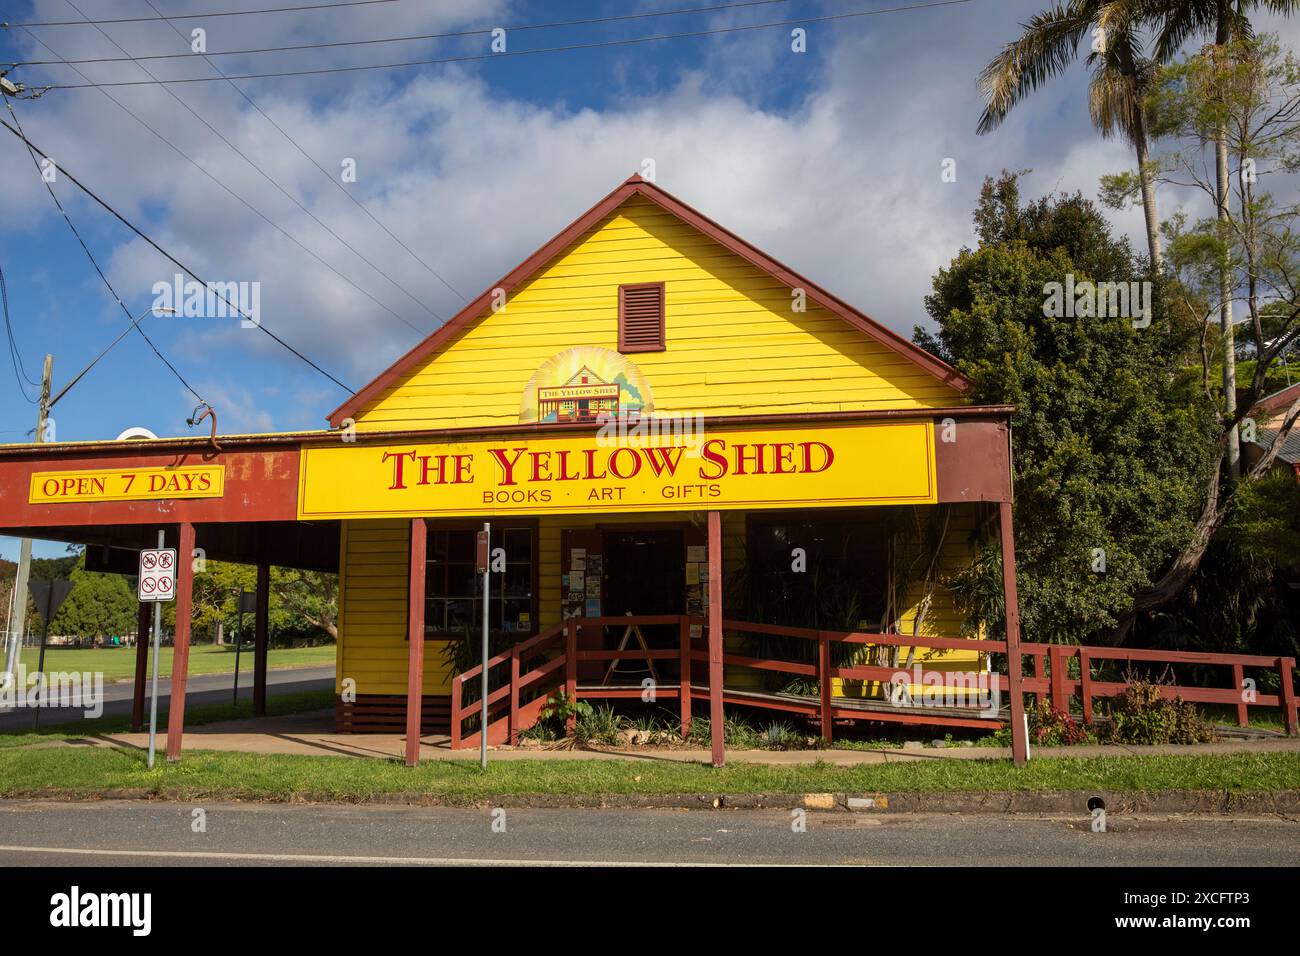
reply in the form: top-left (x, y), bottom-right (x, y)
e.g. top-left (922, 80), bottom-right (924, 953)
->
top-left (1132, 110), bottom-right (1163, 269)
top-left (1216, 6), bottom-right (1241, 477)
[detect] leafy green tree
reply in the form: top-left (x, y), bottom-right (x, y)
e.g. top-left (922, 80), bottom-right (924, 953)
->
top-left (50, 555), bottom-right (136, 640)
top-left (271, 568), bottom-right (338, 641)
top-left (1111, 0), bottom-right (1300, 474)
top-left (163, 561), bottom-right (337, 646)
top-left (918, 172), bottom-right (1219, 643)
top-left (1109, 33), bottom-right (1300, 619)
top-left (1141, 471), bottom-right (1300, 660)
top-left (978, 0), bottom-right (1166, 266)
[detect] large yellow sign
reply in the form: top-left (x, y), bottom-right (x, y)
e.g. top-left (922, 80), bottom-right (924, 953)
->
top-left (298, 421), bottom-right (935, 519)
top-left (29, 466), bottom-right (225, 504)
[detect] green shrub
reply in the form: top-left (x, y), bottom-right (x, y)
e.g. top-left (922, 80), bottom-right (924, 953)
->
top-left (761, 721), bottom-right (799, 751)
top-left (1102, 680), bottom-right (1216, 745)
top-left (986, 699), bottom-right (1094, 747)
top-left (1029, 700), bottom-right (1094, 746)
top-left (687, 713), bottom-right (766, 748)
top-left (574, 704), bottom-right (624, 746)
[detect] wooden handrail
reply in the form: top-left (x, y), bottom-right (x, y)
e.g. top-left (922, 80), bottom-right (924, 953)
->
top-left (451, 615), bottom-right (1300, 749)
top-left (1020, 642), bottom-right (1290, 669)
top-left (721, 619), bottom-right (1006, 654)
top-left (456, 622), bottom-right (565, 685)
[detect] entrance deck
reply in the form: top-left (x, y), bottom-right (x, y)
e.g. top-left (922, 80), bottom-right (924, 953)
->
top-left (448, 615), bottom-right (1299, 750)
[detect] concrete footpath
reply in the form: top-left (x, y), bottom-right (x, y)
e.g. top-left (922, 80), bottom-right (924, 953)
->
top-left (50, 710), bottom-right (1300, 765)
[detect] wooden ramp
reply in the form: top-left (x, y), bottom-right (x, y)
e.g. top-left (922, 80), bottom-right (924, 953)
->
top-left (577, 682), bottom-right (1008, 731)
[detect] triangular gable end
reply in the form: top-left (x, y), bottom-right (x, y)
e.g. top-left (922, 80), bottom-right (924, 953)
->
top-left (327, 174), bottom-right (970, 429)
top-left (565, 366), bottom-right (606, 387)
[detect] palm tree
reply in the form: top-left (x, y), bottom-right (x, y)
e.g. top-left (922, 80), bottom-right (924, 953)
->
top-left (978, 1), bottom-right (1165, 267)
top-left (1109, 0), bottom-right (1299, 476)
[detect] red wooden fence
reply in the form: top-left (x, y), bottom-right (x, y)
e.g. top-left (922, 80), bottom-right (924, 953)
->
top-left (448, 615), bottom-right (1300, 748)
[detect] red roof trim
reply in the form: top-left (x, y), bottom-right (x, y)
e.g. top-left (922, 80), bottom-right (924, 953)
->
top-left (326, 175), bottom-right (971, 428)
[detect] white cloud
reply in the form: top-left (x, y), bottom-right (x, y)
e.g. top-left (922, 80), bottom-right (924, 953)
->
top-left (6, 0), bottom-right (1296, 422)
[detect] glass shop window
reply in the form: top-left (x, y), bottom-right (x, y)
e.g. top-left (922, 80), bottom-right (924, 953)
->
top-left (744, 515), bottom-right (888, 630)
top-left (425, 526), bottom-right (536, 639)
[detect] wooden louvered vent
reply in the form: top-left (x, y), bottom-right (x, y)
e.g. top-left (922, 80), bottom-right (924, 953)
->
top-left (618, 282), bottom-right (666, 353)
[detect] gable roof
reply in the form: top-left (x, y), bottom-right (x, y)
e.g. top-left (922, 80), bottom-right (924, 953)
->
top-left (327, 174), bottom-right (971, 428)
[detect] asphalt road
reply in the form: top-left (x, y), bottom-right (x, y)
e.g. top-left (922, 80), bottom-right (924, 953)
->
top-left (0, 665), bottom-right (334, 731)
top-left (0, 801), bottom-right (1294, 866)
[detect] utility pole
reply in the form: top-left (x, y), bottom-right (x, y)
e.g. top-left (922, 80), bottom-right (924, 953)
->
top-left (2, 356), bottom-right (50, 690)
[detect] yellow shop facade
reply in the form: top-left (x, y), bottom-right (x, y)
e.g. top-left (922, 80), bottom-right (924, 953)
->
top-left (314, 174), bottom-right (1026, 763)
top-left (0, 173), bottom-right (1029, 765)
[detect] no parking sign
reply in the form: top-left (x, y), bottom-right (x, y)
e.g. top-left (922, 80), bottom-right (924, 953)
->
top-left (138, 548), bottom-right (177, 602)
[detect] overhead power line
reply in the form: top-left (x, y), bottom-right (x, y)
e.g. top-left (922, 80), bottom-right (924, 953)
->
top-left (140, 0), bottom-right (468, 305)
top-left (0, 262), bottom-right (40, 404)
top-left (9, 0), bottom-right (792, 66)
top-left (0, 115), bottom-right (355, 394)
top-left (50, 0), bottom-right (444, 333)
top-left (2, 0), bottom-right (400, 28)
top-left (28, 1), bottom-right (978, 90)
top-left (12, 22), bottom-right (431, 338)
top-left (2, 96), bottom-right (207, 405)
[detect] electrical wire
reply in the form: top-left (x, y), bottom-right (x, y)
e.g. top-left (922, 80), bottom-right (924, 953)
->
top-left (2, 95), bottom-right (207, 405)
top-left (29, 1), bottom-right (979, 90)
top-left (13, 22), bottom-right (430, 338)
top-left (0, 262), bottom-right (39, 403)
top-left (0, 113), bottom-right (354, 394)
top-left (52, 0), bottom-right (445, 331)
top-left (9, 0), bottom-right (792, 66)
top-left (140, 0), bottom-right (468, 304)
top-left (3, 0), bottom-right (400, 28)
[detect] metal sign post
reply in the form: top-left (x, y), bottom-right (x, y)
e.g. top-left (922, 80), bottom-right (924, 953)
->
top-left (232, 589), bottom-right (255, 705)
top-left (139, 532), bottom-right (177, 770)
top-left (27, 578), bottom-right (74, 729)
top-left (476, 524), bottom-right (490, 771)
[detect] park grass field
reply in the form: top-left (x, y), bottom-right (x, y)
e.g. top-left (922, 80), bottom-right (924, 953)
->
top-left (16, 643), bottom-right (335, 683)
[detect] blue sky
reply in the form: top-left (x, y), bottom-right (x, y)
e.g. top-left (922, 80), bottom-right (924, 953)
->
top-left (1, 0), bottom-right (1296, 560)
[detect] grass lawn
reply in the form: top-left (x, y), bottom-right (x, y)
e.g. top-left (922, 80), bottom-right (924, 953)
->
top-left (17, 643), bottom-right (335, 683)
top-left (0, 689), bottom-right (335, 750)
top-left (0, 748), bottom-right (1295, 801)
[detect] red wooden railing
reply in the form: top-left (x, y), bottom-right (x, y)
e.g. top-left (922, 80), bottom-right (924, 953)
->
top-left (448, 616), bottom-right (1299, 748)
top-left (1020, 642), bottom-right (1299, 734)
top-left (450, 621), bottom-right (569, 750)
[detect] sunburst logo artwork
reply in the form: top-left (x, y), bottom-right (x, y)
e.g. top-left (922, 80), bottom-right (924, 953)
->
top-left (520, 346), bottom-right (654, 424)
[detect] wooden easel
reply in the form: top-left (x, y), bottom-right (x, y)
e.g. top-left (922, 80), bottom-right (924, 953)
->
top-left (603, 617), bottom-right (660, 684)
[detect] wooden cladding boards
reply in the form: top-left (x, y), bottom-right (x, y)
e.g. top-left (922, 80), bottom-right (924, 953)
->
top-left (352, 197), bottom-right (962, 431)
top-left (618, 282), bottom-right (665, 352)
top-left (335, 519), bottom-right (455, 696)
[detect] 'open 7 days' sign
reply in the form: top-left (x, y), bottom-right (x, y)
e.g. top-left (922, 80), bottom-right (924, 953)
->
top-left (29, 466), bottom-right (225, 504)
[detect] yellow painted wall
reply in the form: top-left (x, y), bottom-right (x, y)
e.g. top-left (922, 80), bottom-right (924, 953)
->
top-left (896, 504), bottom-right (986, 661)
top-left (351, 196), bottom-right (961, 432)
top-left (335, 519), bottom-right (455, 697)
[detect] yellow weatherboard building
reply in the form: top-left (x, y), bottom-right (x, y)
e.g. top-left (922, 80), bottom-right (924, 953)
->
top-left (311, 174), bottom-right (1022, 754)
